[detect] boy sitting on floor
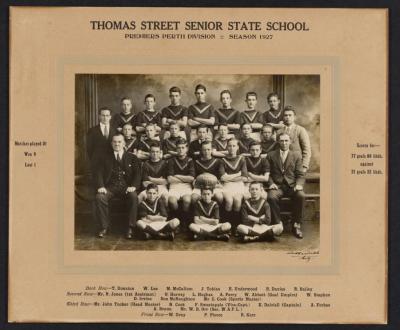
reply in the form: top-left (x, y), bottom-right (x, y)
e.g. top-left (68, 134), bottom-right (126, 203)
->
top-left (189, 187), bottom-right (231, 241)
top-left (136, 184), bottom-right (180, 240)
top-left (237, 182), bottom-right (283, 243)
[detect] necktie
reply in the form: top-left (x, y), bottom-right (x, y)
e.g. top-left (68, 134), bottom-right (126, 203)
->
top-left (116, 153), bottom-right (121, 163)
top-left (104, 125), bottom-right (109, 139)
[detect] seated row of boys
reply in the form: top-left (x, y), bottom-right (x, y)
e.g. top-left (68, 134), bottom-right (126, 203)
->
top-left (93, 132), bottom-right (305, 242)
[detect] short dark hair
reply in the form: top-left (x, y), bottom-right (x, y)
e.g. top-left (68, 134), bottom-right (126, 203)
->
top-left (246, 92), bottom-right (257, 99)
top-left (220, 90), bottom-right (232, 98)
top-left (195, 84), bottom-right (207, 92)
top-left (98, 107), bottom-right (111, 114)
top-left (277, 132), bottom-right (291, 141)
top-left (262, 124), bottom-right (274, 131)
top-left (218, 123), bottom-right (228, 129)
top-left (169, 121), bottom-right (180, 129)
top-left (144, 94), bottom-right (156, 101)
top-left (176, 138), bottom-right (188, 147)
top-left (200, 140), bottom-right (212, 148)
top-left (241, 123), bottom-right (252, 129)
top-left (146, 183), bottom-right (158, 191)
top-left (111, 133), bottom-right (124, 140)
top-left (169, 86), bottom-right (181, 94)
top-left (197, 124), bottom-right (208, 131)
top-left (201, 187), bottom-right (214, 194)
top-left (120, 97), bottom-right (132, 103)
top-left (283, 105), bottom-right (296, 115)
top-left (267, 93), bottom-right (279, 101)
top-left (149, 141), bottom-right (161, 149)
top-left (249, 181), bottom-right (262, 188)
top-left (249, 141), bottom-right (261, 148)
top-left (227, 138), bottom-right (238, 145)
top-left (122, 122), bottom-right (133, 128)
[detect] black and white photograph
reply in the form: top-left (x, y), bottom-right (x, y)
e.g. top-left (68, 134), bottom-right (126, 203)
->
top-left (75, 74), bottom-right (320, 251)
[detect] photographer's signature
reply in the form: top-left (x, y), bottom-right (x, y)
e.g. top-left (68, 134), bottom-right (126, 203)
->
top-left (287, 250), bottom-right (319, 262)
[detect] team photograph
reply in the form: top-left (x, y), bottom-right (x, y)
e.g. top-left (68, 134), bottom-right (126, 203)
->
top-left (74, 74), bottom-right (320, 251)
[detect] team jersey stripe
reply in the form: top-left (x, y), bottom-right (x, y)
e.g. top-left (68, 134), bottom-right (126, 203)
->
top-left (267, 110), bottom-right (282, 119)
top-left (119, 114), bottom-right (135, 123)
top-left (174, 158), bottom-right (190, 171)
top-left (193, 104), bottom-right (211, 114)
top-left (216, 109), bottom-right (237, 121)
top-left (222, 156), bottom-right (242, 171)
top-left (214, 138), bottom-right (228, 149)
top-left (247, 157), bottom-right (262, 169)
top-left (242, 111), bottom-right (258, 122)
top-left (142, 198), bottom-right (159, 214)
top-left (195, 158), bottom-right (218, 170)
top-left (142, 112), bottom-right (159, 122)
top-left (166, 106), bottom-right (183, 118)
top-left (198, 200), bottom-right (216, 217)
top-left (245, 198), bottom-right (266, 215)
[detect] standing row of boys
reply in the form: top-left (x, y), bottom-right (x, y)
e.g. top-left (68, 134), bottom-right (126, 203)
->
top-left (86, 84), bottom-right (312, 242)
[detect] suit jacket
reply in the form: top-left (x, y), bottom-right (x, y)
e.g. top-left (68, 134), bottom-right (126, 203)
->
top-left (96, 151), bottom-right (141, 190)
top-left (277, 124), bottom-right (311, 169)
top-left (267, 149), bottom-right (305, 188)
top-left (86, 124), bottom-right (117, 163)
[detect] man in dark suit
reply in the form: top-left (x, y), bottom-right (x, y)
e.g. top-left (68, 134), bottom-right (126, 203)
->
top-left (267, 133), bottom-right (306, 238)
top-left (86, 107), bottom-right (117, 176)
top-left (94, 134), bottom-right (141, 239)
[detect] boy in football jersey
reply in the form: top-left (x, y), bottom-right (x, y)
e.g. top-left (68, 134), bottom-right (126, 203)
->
top-left (189, 188), bottom-right (231, 241)
top-left (136, 184), bottom-right (180, 240)
top-left (240, 92), bottom-right (263, 140)
top-left (162, 121), bottom-right (182, 159)
top-left (238, 123), bottom-right (256, 157)
top-left (220, 138), bottom-right (248, 212)
top-left (167, 138), bottom-right (195, 213)
top-left (137, 124), bottom-right (160, 160)
top-left (122, 123), bottom-right (138, 155)
top-left (214, 90), bottom-right (240, 137)
top-left (212, 123), bottom-right (230, 158)
top-left (139, 142), bottom-right (169, 204)
top-left (262, 93), bottom-right (285, 131)
top-left (189, 124), bottom-right (215, 160)
top-left (135, 94), bottom-right (162, 138)
top-left (237, 182), bottom-right (283, 243)
top-left (161, 86), bottom-right (188, 139)
top-left (192, 141), bottom-right (224, 205)
top-left (111, 97), bottom-right (136, 132)
top-left (244, 141), bottom-right (270, 199)
top-left (260, 124), bottom-right (278, 157)
top-left (187, 84), bottom-right (215, 141)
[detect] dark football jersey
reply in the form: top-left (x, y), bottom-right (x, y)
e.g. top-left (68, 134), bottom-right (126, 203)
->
top-left (138, 197), bottom-right (168, 219)
top-left (161, 105), bottom-right (188, 121)
top-left (241, 198), bottom-right (271, 226)
top-left (263, 109), bottom-right (284, 125)
top-left (188, 102), bottom-right (215, 128)
top-left (194, 157), bottom-right (224, 179)
top-left (246, 156), bottom-right (270, 175)
top-left (111, 112), bottom-right (136, 130)
top-left (221, 156), bottom-right (248, 176)
top-left (168, 157), bottom-right (195, 176)
top-left (239, 137), bottom-right (256, 154)
top-left (240, 110), bottom-right (263, 131)
top-left (142, 159), bottom-right (168, 181)
top-left (124, 138), bottom-right (139, 154)
top-left (135, 110), bottom-right (162, 127)
top-left (194, 200), bottom-right (220, 219)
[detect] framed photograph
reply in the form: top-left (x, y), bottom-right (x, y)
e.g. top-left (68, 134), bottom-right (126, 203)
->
top-left (8, 6), bottom-right (388, 324)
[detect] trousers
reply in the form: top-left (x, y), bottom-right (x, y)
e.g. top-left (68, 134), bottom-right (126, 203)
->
top-left (95, 187), bottom-right (138, 230)
top-left (267, 184), bottom-right (305, 225)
